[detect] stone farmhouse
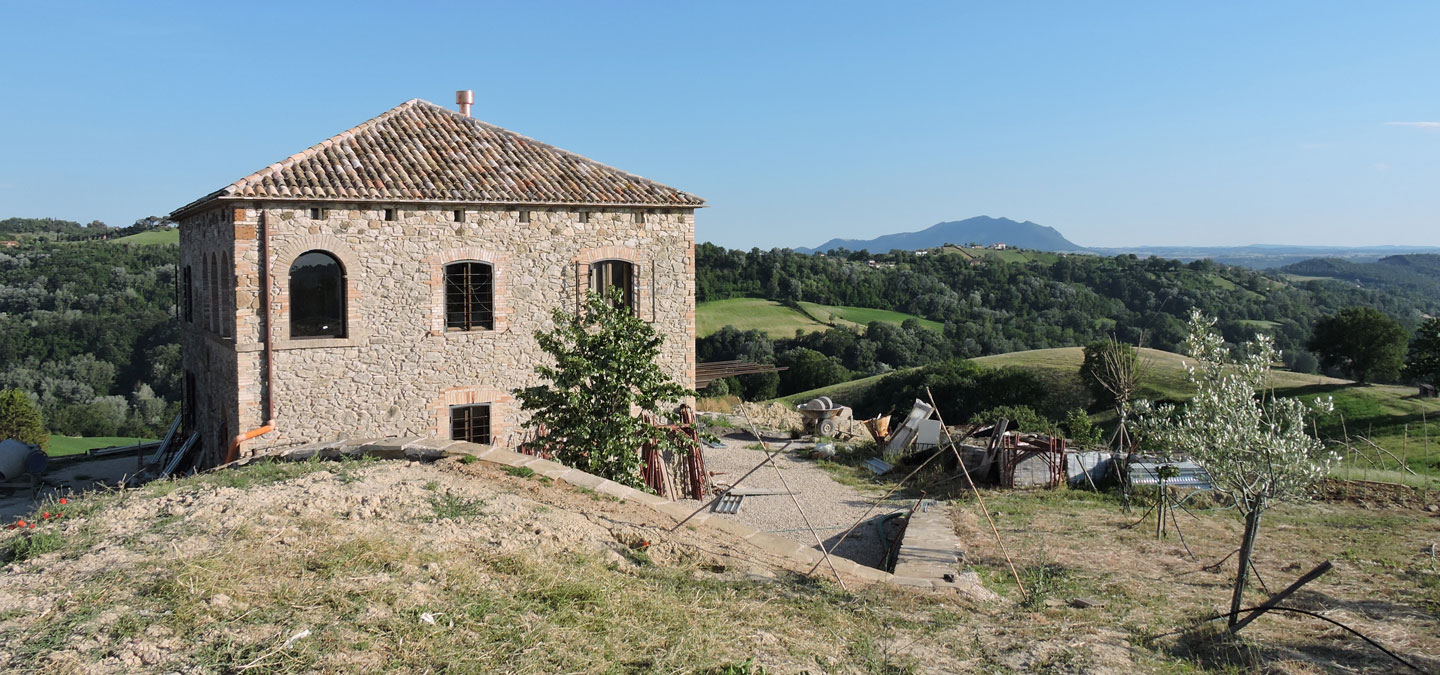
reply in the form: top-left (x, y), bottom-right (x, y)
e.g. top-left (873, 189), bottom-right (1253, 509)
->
top-left (171, 94), bottom-right (703, 467)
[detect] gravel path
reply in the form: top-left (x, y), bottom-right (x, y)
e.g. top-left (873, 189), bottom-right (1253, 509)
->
top-left (680, 427), bottom-right (909, 569)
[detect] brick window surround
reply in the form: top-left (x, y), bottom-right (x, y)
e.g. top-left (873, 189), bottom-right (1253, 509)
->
top-left (424, 247), bottom-right (513, 336)
top-left (270, 234), bottom-right (367, 350)
top-left (572, 246), bottom-right (654, 322)
top-left (432, 386), bottom-right (513, 445)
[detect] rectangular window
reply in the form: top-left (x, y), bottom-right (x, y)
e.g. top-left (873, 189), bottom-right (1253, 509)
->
top-left (444, 262), bottom-right (495, 331)
top-left (578, 211), bottom-right (590, 224)
top-left (384, 208), bottom-right (396, 221)
top-left (518, 209), bottom-right (530, 224)
top-left (633, 211), bottom-right (645, 224)
top-left (309, 207), bottom-right (325, 220)
top-left (450, 404), bottom-right (492, 445)
top-left (453, 209), bottom-right (464, 222)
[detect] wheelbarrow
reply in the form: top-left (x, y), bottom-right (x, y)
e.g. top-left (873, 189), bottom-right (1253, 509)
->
top-left (795, 397), bottom-right (855, 438)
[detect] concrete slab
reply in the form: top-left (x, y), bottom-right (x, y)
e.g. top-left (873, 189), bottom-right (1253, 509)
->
top-left (626, 491), bottom-right (670, 507)
top-left (360, 437), bottom-right (424, 453)
top-left (745, 532), bottom-right (806, 558)
top-left (524, 459), bottom-right (571, 479)
top-left (558, 469), bottom-right (607, 490)
top-left (654, 501), bottom-right (709, 525)
top-left (704, 515), bottom-right (760, 540)
top-left (485, 450), bottom-right (536, 467)
top-left (595, 480), bottom-right (638, 501)
top-left (889, 576), bottom-right (936, 589)
top-left (405, 438), bottom-right (462, 453)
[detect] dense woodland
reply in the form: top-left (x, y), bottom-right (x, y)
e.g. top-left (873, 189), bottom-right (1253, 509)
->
top-left (0, 231), bottom-right (180, 439)
top-left (698, 244), bottom-right (1440, 408)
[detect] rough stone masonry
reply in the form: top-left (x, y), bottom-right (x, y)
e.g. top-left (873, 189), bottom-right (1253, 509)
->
top-left (171, 98), bottom-right (703, 466)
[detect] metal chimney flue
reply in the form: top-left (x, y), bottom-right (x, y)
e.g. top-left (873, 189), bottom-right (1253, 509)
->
top-left (456, 90), bottom-right (474, 117)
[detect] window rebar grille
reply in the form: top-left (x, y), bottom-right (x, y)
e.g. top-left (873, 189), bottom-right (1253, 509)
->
top-left (450, 404), bottom-right (491, 445)
top-left (445, 262), bottom-right (495, 331)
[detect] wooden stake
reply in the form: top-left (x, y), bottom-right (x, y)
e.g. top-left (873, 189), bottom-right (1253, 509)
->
top-left (738, 406), bottom-right (849, 591)
top-left (804, 430), bottom-right (967, 577)
top-left (926, 387), bottom-right (1028, 600)
top-left (1424, 410), bottom-right (1431, 473)
top-left (1231, 560), bottom-right (1334, 633)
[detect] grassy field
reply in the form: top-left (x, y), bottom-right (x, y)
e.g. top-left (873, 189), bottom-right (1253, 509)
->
top-left (797, 302), bottom-right (944, 333)
top-left (46, 435), bottom-right (155, 457)
top-left (696, 298), bottom-right (831, 337)
top-left (774, 370), bottom-right (901, 407)
top-left (109, 228), bottom-right (178, 245)
top-left (974, 346), bottom-right (1349, 401)
top-left (698, 297), bottom-right (941, 338)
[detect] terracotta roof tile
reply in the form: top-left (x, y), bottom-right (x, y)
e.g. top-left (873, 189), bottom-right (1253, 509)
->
top-left (173, 99), bottom-right (703, 217)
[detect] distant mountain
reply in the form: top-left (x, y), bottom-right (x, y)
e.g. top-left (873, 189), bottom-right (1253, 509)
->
top-left (796, 216), bottom-right (1082, 254)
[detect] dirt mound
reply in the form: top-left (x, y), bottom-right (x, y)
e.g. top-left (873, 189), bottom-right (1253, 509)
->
top-left (730, 401), bottom-right (805, 433)
top-left (0, 458), bottom-right (842, 673)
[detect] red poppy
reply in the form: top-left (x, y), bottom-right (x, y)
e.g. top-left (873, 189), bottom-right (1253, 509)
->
top-left (59, 498), bottom-right (67, 504)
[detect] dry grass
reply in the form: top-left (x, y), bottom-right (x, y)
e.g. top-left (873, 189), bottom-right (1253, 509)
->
top-left (955, 486), bottom-right (1440, 673)
top-left (4, 456), bottom-right (1433, 672)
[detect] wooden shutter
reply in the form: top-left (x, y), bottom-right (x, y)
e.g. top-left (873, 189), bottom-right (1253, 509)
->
top-left (575, 261), bottom-right (587, 313)
top-left (634, 261), bottom-right (655, 323)
top-left (649, 262), bottom-right (657, 323)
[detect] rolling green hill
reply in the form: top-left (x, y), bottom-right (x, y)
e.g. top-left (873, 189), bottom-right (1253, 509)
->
top-left (697, 298), bottom-right (941, 338)
top-left (796, 302), bottom-right (944, 333)
top-left (696, 299), bottom-right (831, 337)
top-left (109, 228), bottom-right (179, 245)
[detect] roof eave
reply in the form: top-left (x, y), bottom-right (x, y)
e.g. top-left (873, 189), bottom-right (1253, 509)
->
top-left (171, 194), bottom-right (706, 221)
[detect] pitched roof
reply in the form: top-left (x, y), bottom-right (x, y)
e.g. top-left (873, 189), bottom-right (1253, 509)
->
top-left (172, 99), bottom-right (703, 217)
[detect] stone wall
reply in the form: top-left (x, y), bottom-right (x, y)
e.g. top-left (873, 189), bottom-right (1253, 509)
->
top-left (177, 206), bottom-right (244, 465)
top-left (181, 202), bottom-right (696, 461)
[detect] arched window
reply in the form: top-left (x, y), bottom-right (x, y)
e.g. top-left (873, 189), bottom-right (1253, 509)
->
top-left (223, 252), bottom-right (233, 338)
top-left (289, 250), bottom-right (346, 338)
top-left (444, 261), bottom-right (494, 331)
top-left (589, 259), bottom-right (635, 312)
top-left (201, 255), bottom-right (212, 332)
top-left (209, 253), bottom-right (220, 334)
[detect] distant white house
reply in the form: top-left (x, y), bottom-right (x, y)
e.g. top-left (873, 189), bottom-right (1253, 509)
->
top-left (991, 243), bottom-right (1008, 250)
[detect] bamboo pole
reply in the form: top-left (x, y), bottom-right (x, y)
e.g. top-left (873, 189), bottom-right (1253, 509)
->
top-left (926, 387), bottom-right (1028, 600)
top-left (738, 407), bottom-right (849, 591)
top-left (803, 431), bottom-right (965, 577)
top-left (1403, 424), bottom-right (1409, 474)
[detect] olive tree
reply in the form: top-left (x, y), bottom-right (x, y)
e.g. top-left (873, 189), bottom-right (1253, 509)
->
top-left (1132, 311), bottom-right (1336, 626)
top-left (1080, 337), bottom-right (1142, 412)
top-left (514, 289), bottom-right (694, 488)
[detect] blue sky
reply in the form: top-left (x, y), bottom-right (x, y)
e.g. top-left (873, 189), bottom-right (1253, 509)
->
top-left (2, 1), bottom-right (1437, 249)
